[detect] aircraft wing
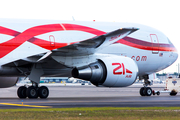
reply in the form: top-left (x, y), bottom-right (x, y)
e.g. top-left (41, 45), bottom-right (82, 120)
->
top-left (2, 27), bottom-right (138, 67)
top-left (51, 28), bottom-right (138, 56)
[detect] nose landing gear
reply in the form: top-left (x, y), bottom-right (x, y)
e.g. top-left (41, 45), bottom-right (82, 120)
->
top-left (140, 87), bottom-right (152, 96)
top-left (139, 75), bottom-right (153, 96)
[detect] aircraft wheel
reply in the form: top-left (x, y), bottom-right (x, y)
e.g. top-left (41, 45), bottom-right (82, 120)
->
top-left (144, 87), bottom-right (152, 96)
top-left (140, 87), bottom-right (146, 96)
top-left (17, 86), bottom-right (27, 98)
top-left (157, 91), bottom-right (160, 96)
top-left (38, 86), bottom-right (49, 99)
top-left (26, 86), bottom-right (38, 99)
top-left (170, 90), bottom-right (177, 96)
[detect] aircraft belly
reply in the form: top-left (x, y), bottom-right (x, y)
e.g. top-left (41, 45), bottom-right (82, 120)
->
top-left (42, 68), bottom-right (72, 77)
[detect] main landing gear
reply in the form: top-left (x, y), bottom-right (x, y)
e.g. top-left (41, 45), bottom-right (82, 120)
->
top-left (139, 75), bottom-right (153, 96)
top-left (17, 63), bottom-right (49, 99)
top-left (17, 84), bottom-right (49, 99)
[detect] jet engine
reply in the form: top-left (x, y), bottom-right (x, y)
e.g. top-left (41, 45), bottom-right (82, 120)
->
top-left (0, 77), bottom-right (18, 88)
top-left (72, 55), bottom-right (138, 87)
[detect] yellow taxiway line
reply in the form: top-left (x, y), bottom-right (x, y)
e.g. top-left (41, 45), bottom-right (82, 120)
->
top-left (0, 103), bottom-right (51, 108)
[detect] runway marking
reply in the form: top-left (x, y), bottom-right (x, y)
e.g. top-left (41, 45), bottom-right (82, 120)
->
top-left (0, 103), bottom-right (51, 108)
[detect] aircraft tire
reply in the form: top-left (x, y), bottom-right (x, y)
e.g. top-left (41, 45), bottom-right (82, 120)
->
top-left (38, 86), bottom-right (49, 99)
top-left (17, 86), bottom-right (27, 98)
top-left (144, 87), bottom-right (152, 96)
top-left (26, 86), bottom-right (38, 99)
top-left (170, 91), bottom-right (177, 96)
top-left (140, 87), bottom-right (146, 96)
top-left (157, 91), bottom-right (160, 96)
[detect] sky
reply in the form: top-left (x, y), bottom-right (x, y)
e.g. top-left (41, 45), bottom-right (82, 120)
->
top-left (0, 0), bottom-right (179, 73)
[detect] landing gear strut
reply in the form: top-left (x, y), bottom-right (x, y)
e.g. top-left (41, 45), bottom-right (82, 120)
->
top-left (17, 85), bottom-right (49, 99)
top-left (139, 75), bottom-right (153, 96)
top-left (17, 63), bottom-right (48, 99)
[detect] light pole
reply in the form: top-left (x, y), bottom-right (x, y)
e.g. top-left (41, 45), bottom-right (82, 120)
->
top-left (178, 63), bottom-right (179, 78)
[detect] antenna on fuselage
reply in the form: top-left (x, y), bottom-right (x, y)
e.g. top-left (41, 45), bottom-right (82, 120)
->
top-left (72, 16), bottom-right (75, 21)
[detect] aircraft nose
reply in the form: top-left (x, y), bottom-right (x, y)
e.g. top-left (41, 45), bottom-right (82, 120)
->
top-left (172, 45), bottom-right (178, 63)
top-left (168, 38), bottom-right (178, 62)
top-left (174, 51), bottom-right (178, 61)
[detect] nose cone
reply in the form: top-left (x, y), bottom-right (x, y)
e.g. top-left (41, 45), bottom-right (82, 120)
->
top-left (170, 43), bottom-right (178, 65)
top-left (162, 38), bottom-right (178, 69)
top-left (172, 42), bottom-right (178, 61)
top-left (173, 52), bottom-right (178, 62)
top-left (167, 37), bottom-right (178, 63)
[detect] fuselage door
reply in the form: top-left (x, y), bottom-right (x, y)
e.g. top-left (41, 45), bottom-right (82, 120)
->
top-left (49, 35), bottom-right (55, 47)
top-left (150, 34), bottom-right (159, 54)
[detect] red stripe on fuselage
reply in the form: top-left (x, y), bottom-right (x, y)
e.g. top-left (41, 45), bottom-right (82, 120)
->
top-left (115, 37), bottom-right (176, 52)
top-left (28, 24), bottom-right (106, 50)
top-left (0, 24), bottom-right (65, 58)
top-left (0, 24), bottom-right (106, 58)
top-left (0, 24), bottom-right (177, 59)
top-left (0, 26), bottom-right (20, 36)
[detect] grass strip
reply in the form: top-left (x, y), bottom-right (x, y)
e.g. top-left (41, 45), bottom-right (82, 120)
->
top-left (0, 107), bottom-right (180, 120)
top-left (1, 106), bottom-right (180, 112)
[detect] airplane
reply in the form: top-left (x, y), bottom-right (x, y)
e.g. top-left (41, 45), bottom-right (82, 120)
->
top-left (0, 18), bottom-right (177, 98)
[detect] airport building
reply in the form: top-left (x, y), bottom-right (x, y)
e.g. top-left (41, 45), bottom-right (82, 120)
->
top-left (17, 72), bottom-right (179, 85)
top-left (17, 77), bottom-right (87, 84)
top-left (156, 73), bottom-right (179, 81)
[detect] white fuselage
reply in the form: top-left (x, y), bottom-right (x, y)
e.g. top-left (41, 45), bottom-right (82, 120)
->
top-left (0, 19), bottom-right (178, 77)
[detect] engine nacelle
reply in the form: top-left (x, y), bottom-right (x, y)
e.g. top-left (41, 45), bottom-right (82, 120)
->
top-left (72, 55), bottom-right (138, 87)
top-left (0, 77), bottom-right (18, 88)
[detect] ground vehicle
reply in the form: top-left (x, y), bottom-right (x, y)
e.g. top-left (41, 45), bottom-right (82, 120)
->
top-left (153, 77), bottom-right (180, 96)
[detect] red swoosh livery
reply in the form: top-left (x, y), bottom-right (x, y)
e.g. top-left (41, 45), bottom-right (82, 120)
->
top-left (0, 19), bottom-right (178, 99)
top-left (0, 23), bottom-right (176, 58)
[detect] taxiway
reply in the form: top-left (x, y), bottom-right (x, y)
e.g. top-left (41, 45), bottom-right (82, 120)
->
top-left (0, 84), bottom-right (179, 109)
